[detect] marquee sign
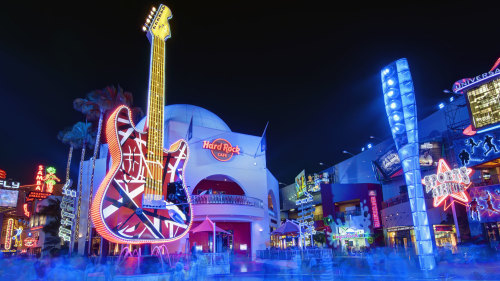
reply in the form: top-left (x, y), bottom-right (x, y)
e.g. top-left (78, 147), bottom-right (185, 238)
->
top-left (4, 219), bottom-right (14, 250)
top-left (59, 180), bottom-right (76, 242)
top-left (452, 68), bottom-right (500, 93)
top-left (369, 190), bottom-right (380, 228)
top-left (422, 159), bottom-right (473, 210)
top-left (202, 139), bottom-right (240, 161)
top-left (35, 165), bottom-right (45, 191)
top-left (26, 191), bottom-right (52, 202)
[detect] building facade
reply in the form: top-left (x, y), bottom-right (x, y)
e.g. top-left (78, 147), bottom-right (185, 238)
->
top-left (78, 104), bottom-right (280, 259)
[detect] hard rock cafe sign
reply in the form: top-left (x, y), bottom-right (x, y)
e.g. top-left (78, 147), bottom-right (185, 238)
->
top-left (202, 138), bottom-right (240, 162)
top-left (422, 159), bottom-right (473, 210)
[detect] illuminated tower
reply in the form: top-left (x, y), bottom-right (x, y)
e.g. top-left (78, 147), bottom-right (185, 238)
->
top-left (380, 58), bottom-right (435, 270)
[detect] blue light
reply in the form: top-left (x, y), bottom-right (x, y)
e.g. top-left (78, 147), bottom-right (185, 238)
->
top-left (438, 103), bottom-right (445, 109)
top-left (449, 97), bottom-right (454, 102)
top-left (361, 147), bottom-right (365, 151)
top-left (393, 113), bottom-right (401, 121)
top-left (367, 143), bottom-right (373, 149)
top-left (380, 58), bottom-right (435, 270)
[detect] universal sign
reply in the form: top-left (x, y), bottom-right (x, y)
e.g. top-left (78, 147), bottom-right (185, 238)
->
top-left (422, 159), bottom-right (473, 209)
top-left (452, 68), bottom-right (500, 93)
top-left (203, 138), bottom-right (240, 161)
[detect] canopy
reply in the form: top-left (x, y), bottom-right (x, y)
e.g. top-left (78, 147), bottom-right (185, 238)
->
top-left (271, 220), bottom-right (304, 235)
top-left (190, 216), bottom-right (230, 234)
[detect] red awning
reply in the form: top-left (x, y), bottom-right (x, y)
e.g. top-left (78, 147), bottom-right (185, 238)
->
top-left (190, 216), bottom-right (230, 234)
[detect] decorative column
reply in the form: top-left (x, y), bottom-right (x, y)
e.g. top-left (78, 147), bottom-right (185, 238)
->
top-left (380, 58), bottom-right (435, 270)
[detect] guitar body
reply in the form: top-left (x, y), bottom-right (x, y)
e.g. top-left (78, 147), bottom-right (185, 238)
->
top-left (90, 105), bottom-right (193, 244)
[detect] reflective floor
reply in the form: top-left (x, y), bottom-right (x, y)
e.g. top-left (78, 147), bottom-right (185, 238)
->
top-left (1, 246), bottom-right (500, 281)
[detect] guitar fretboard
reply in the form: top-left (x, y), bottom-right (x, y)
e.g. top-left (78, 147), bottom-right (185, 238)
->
top-left (146, 36), bottom-right (166, 198)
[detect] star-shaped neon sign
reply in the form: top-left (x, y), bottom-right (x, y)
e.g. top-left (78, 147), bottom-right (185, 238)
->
top-left (422, 159), bottom-right (473, 210)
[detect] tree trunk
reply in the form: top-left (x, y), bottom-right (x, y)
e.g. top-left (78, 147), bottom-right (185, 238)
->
top-left (87, 110), bottom-right (104, 255)
top-left (65, 145), bottom-right (74, 182)
top-left (73, 141), bottom-right (86, 253)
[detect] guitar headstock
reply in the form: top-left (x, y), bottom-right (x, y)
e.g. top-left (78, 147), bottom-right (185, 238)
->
top-left (142, 5), bottom-right (172, 41)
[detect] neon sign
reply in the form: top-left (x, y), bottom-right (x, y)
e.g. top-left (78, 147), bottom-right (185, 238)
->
top-left (24, 237), bottom-right (36, 247)
top-left (0, 169), bottom-right (6, 179)
top-left (0, 180), bottom-right (20, 189)
top-left (453, 68), bottom-right (500, 93)
top-left (35, 165), bottom-right (45, 191)
top-left (203, 139), bottom-right (240, 161)
top-left (23, 203), bottom-right (30, 217)
top-left (26, 191), bottom-right (52, 201)
top-left (4, 219), bottom-right (13, 250)
top-left (369, 190), bottom-right (380, 228)
top-left (13, 226), bottom-right (23, 247)
top-left (422, 159), bottom-right (473, 210)
top-left (59, 180), bottom-right (76, 242)
top-left (43, 166), bottom-right (60, 193)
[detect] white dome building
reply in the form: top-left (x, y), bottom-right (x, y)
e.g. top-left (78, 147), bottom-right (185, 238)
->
top-left (78, 104), bottom-right (280, 259)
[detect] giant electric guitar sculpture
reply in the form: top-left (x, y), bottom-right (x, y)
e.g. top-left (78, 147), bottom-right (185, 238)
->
top-left (90, 5), bottom-right (193, 244)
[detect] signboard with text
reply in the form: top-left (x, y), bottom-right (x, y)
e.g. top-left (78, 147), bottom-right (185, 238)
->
top-left (202, 139), bottom-right (240, 161)
top-left (422, 159), bottom-right (473, 210)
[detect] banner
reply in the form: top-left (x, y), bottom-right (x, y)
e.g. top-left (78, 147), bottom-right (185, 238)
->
top-left (295, 170), bottom-right (306, 199)
top-left (468, 185), bottom-right (500, 223)
top-left (455, 131), bottom-right (500, 167)
top-left (305, 172), bottom-right (330, 193)
top-left (375, 142), bottom-right (441, 178)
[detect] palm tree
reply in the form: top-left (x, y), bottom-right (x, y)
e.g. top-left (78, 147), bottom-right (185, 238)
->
top-left (63, 122), bottom-right (94, 252)
top-left (74, 85), bottom-right (143, 251)
top-left (57, 122), bottom-right (93, 250)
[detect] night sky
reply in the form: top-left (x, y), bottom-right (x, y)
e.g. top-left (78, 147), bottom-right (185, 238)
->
top-left (0, 1), bottom-right (499, 185)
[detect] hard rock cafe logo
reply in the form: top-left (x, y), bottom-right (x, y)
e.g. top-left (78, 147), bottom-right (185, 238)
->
top-left (422, 159), bottom-right (473, 210)
top-left (203, 138), bottom-right (240, 162)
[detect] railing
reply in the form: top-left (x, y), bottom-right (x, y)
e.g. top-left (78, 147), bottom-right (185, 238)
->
top-left (191, 194), bottom-right (264, 208)
top-left (381, 192), bottom-right (433, 209)
top-left (257, 248), bottom-right (333, 260)
top-left (471, 178), bottom-right (500, 187)
top-left (334, 210), bottom-right (361, 220)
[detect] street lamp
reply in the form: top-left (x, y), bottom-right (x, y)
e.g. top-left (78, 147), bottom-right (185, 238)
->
top-left (342, 150), bottom-right (355, 156)
top-left (443, 89), bottom-right (461, 95)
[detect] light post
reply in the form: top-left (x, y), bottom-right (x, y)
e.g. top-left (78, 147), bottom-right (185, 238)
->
top-left (342, 150), bottom-right (355, 157)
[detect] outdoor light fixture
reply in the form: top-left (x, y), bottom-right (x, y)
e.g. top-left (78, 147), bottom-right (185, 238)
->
top-left (380, 58), bottom-right (435, 271)
top-left (438, 103), bottom-right (445, 109)
top-left (342, 150), bottom-right (355, 156)
top-left (367, 143), bottom-right (373, 149)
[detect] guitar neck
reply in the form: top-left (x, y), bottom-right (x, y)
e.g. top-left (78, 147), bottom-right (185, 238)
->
top-left (146, 36), bottom-right (166, 196)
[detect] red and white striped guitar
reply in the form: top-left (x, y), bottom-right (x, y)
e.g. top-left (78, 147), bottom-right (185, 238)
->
top-left (90, 5), bottom-right (193, 244)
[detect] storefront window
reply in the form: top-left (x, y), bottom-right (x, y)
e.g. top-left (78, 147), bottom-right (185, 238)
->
top-left (433, 225), bottom-right (458, 254)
